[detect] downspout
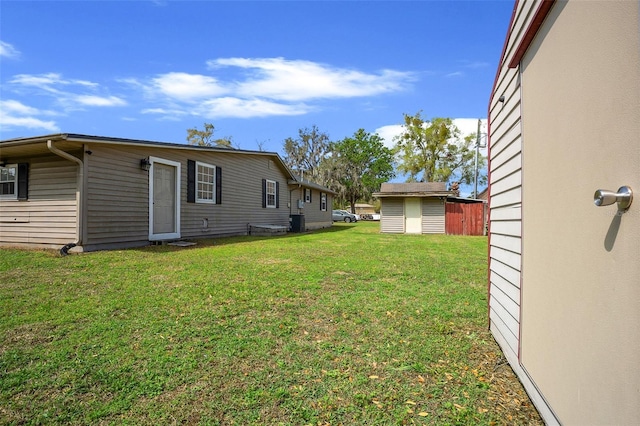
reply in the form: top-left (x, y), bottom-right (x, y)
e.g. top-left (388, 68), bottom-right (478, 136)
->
top-left (47, 140), bottom-right (84, 255)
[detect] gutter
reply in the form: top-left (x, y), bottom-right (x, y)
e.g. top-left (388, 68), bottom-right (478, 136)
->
top-left (47, 139), bottom-right (84, 255)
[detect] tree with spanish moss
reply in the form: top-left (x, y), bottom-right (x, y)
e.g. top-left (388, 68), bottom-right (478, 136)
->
top-left (282, 125), bottom-right (331, 183)
top-left (324, 129), bottom-right (395, 212)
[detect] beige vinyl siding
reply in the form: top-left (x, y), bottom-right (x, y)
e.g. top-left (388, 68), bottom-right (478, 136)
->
top-left (83, 145), bottom-right (151, 248)
top-left (488, 0), bottom-right (538, 364)
top-left (0, 155), bottom-right (78, 247)
top-left (291, 186), bottom-right (305, 217)
top-left (181, 151), bottom-right (290, 238)
top-left (298, 188), bottom-right (332, 231)
top-left (488, 1), bottom-right (559, 424)
top-left (83, 144), bottom-right (293, 247)
top-left (421, 198), bottom-right (445, 234)
top-left (380, 198), bottom-right (404, 233)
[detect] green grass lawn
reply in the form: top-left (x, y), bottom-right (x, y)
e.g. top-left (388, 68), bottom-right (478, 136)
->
top-left (0, 222), bottom-right (541, 425)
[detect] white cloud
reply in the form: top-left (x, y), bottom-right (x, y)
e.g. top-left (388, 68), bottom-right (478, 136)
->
top-left (0, 116), bottom-right (59, 132)
top-left (463, 61), bottom-right (489, 69)
top-left (1, 99), bottom-right (42, 116)
top-left (151, 72), bottom-right (227, 101)
top-left (8, 73), bottom-right (126, 113)
top-left (0, 41), bottom-right (21, 59)
top-left (4, 58), bottom-right (416, 126)
top-left (11, 73), bottom-right (98, 92)
top-left (141, 107), bottom-right (190, 120)
top-left (137, 57), bottom-right (414, 120)
top-left (375, 124), bottom-right (404, 149)
top-left (197, 97), bottom-right (310, 119)
top-left (75, 95), bottom-right (127, 107)
top-left (0, 100), bottom-right (59, 133)
top-left (4, 74), bottom-right (128, 132)
top-left (453, 118), bottom-right (487, 139)
top-left (207, 57), bottom-right (414, 102)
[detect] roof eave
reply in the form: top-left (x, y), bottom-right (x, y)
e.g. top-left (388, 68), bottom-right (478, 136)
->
top-left (1, 132), bottom-right (297, 179)
top-left (287, 179), bottom-right (338, 195)
top-left (373, 192), bottom-right (452, 198)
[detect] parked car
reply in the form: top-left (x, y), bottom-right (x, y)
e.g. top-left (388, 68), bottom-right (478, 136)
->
top-left (332, 210), bottom-right (358, 222)
top-left (338, 209), bottom-right (360, 221)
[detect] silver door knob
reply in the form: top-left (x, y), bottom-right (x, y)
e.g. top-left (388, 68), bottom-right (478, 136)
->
top-left (594, 186), bottom-right (633, 211)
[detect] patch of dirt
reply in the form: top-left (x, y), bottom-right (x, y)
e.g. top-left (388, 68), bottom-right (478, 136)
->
top-left (1, 322), bottom-right (60, 352)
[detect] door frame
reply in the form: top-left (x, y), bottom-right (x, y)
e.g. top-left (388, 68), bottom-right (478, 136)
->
top-left (404, 198), bottom-right (422, 234)
top-left (148, 156), bottom-right (181, 241)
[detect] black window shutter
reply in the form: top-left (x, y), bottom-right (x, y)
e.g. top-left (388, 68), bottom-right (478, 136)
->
top-left (187, 160), bottom-right (196, 203)
top-left (215, 166), bottom-right (222, 204)
top-left (262, 179), bottom-right (267, 208)
top-left (17, 163), bottom-right (28, 200)
top-left (276, 181), bottom-right (280, 208)
top-left (309, 189), bottom-right (312, 203)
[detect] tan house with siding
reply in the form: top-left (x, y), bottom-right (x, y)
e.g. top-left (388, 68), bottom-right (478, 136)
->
top-left (0, 133), bottom-right (334, 253)
top-left (488, 1), bottom-right (639, 424)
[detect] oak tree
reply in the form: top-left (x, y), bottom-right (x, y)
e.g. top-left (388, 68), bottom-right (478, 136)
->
top-left (324, 129), bottom-right (395, 212)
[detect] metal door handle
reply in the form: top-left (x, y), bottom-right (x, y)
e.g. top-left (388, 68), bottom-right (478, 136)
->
top-left (594, 186), bottom-right (633, 211)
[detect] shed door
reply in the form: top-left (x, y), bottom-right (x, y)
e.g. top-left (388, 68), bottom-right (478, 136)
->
top-left (404, 198), bottom-right (422, 234)
top-left (150, 158), bottom-right (181, 241)
top-left (519, 2), bottom-right (639, 424)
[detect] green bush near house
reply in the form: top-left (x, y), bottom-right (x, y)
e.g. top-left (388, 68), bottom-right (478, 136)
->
top-left (0, 222), bottom-right (541, 425)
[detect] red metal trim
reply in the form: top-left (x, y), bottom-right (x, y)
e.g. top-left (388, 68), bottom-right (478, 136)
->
top-left (508, 0), bottom-right (556, 68)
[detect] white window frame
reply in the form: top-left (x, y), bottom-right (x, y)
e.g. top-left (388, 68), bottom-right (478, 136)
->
top-left (320, 193), bottom-right (327, 211)
top-left (0, 164), bottom-right (17, 200)
top-left (305, 188), bottom-right (311, 203)
top-left (266, 179), bottom-right (277, 208)
top-left (196, 161), bottom-right (216, 204)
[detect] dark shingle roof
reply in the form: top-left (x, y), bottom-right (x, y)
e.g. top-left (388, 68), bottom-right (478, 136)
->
top-left (373, 182), bottom-right (450, 198)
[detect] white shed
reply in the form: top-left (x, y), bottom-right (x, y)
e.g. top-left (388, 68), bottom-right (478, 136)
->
top-left (373, 182), bottom-right (450, 234)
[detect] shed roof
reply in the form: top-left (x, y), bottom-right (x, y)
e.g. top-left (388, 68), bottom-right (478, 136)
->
top-left (373, 182), bottom-right (451, 198)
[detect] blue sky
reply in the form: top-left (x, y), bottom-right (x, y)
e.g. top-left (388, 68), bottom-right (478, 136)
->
top-left (1, 0), bottom-right (512, 188)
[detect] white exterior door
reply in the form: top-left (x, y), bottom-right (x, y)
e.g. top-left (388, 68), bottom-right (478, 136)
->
top-left (404, 198), bottom-right (422, 234)
top-left (150, 158), bottom-right (180, 241)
